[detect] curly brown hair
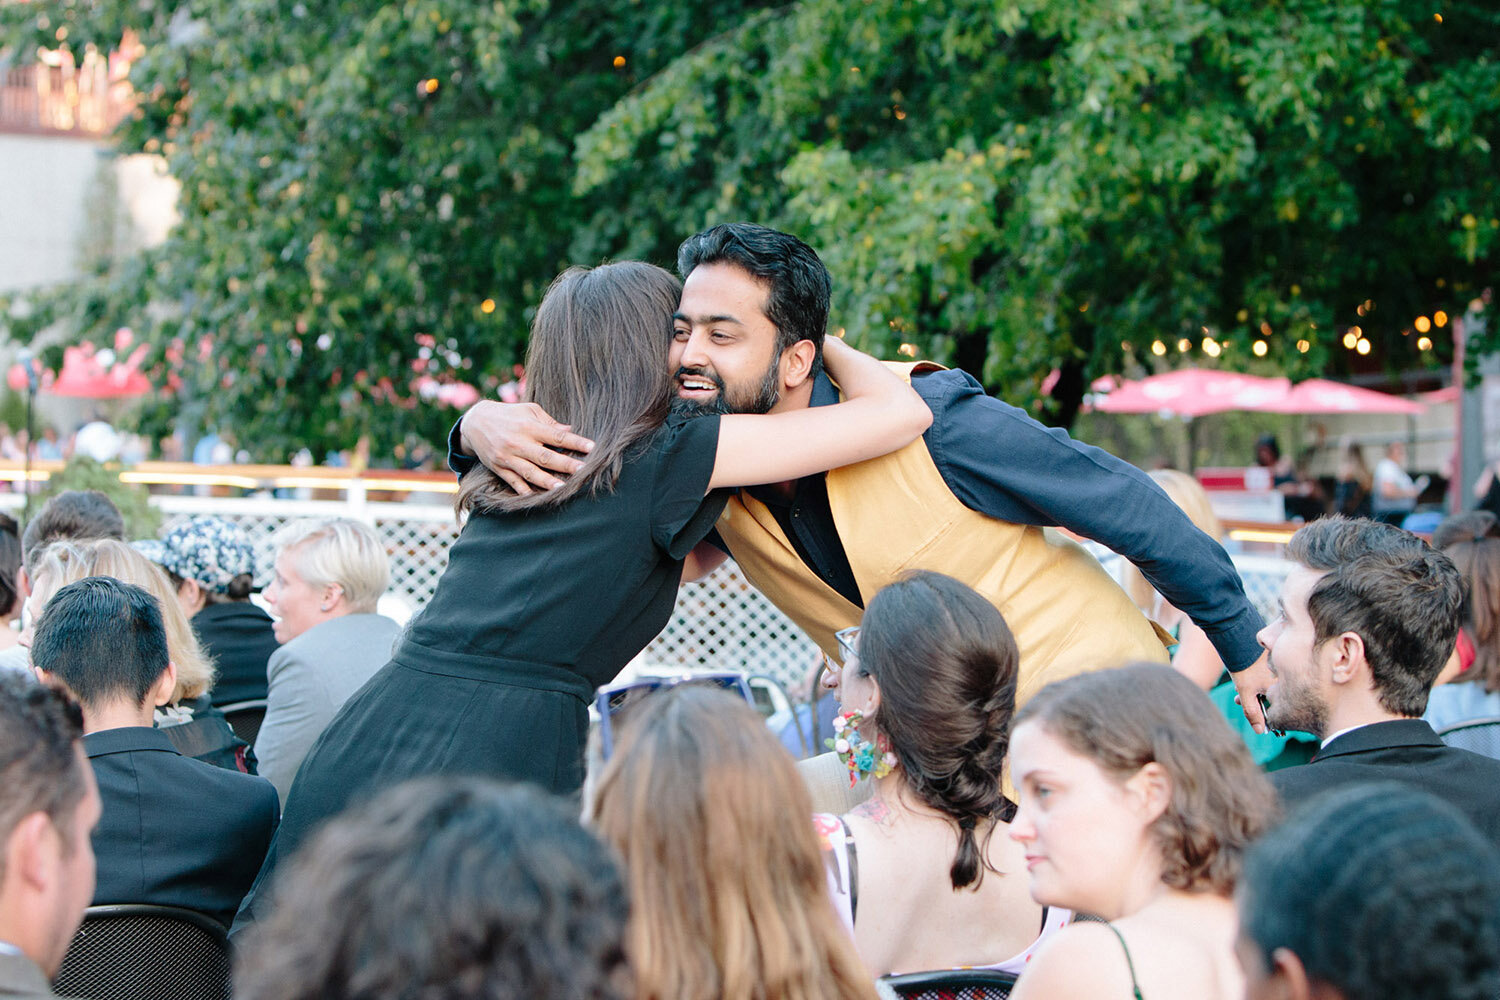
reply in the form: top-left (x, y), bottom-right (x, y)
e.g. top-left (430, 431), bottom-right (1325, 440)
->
top-left (235, 777), bottom-right (633, 1000)
top-left (1014, 664), bottom-right (1277, 895)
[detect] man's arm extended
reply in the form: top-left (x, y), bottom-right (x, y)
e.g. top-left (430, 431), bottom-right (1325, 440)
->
top-left (446, 401), bottom-right (594, 493)
top-left (914, 369), bottom-right (1265, 673)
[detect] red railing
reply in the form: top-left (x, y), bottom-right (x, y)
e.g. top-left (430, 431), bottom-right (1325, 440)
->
top-left (0, 47), bottom-right (132, 137)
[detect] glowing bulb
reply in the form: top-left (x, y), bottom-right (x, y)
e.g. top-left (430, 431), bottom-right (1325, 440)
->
top-left (1253, 340), bottom-right (1268, 357)
top-left (1434, 310), bottom-right (1449, 327)
top-left (1415, 315), bottom-right (1432, 333)
top-left (1417, 336), bottom-right (1433, 351)
top-left (423, 78), bottom-right (439, 94)
top-left (898, 343), bottom-right (917, 357)
top-left (1260, 321), bottom-right (1273, 336)
top-left (1356, 338), bottom-right (1371, 355)
top-left (1202, 338), bottom-right (1221, 357)
top-left (1177, 338), bottom-right (1192, 353)
top-left (1296, 340), bottom-right (1311, 353)
top-left (1343, 332), bottom-right (1358, 349)
top-left (480, 298), bottom-right (495, 314)
top-left (1151, 340), bottom-right (1167, 357)
top-left (613, 55), bottom-right (626, 68)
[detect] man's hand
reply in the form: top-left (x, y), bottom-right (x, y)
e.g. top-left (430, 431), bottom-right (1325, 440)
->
top-left (1230, 651), bottom-right (1275, 735)
top-left (457, 400), bottom-right (595, 495)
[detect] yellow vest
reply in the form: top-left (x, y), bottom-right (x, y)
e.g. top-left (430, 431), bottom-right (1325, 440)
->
top-left (715, 363), bottom-right (1170, 706)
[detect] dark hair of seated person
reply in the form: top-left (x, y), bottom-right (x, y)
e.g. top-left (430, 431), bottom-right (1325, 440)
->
top-left (1239, 781), bottom-right (1500, 1000)
top-left (233, 777), bottom-right (632, 1000)
top-left (30, 576), bottom-right (170, 709)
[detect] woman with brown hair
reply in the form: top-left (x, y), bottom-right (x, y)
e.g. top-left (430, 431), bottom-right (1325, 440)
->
top-left (590, 684), bottom-right (878, 1000)
top-left (1007, 664), bottom-right (1276, 1000)
top-left (238, 260), bottom-right (929, 923)
top-left (819, 570), bottom-right (1065, 975)
top-left (1424, 511), bottom-right (1500, 726)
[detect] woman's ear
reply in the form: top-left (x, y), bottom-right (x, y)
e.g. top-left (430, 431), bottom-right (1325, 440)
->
top-left (321, 583), bottom-right (344, 613)
top-left (1126, 761), bottom-right (1172, 823)
top-left (862, 673), bottom-right (883, 718)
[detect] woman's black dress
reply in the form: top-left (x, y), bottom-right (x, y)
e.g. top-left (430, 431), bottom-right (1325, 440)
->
top-left (235, 414), bottom-right (723, 926)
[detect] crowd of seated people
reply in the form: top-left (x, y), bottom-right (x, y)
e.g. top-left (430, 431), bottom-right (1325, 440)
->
top-left (3, 511), bottom-right (1500, 999)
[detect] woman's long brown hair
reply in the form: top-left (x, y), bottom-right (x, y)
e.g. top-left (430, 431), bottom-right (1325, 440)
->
top-left (591, 686), bottom-right (878, 1000)
top-left (456, 261), bottom-right (678, 515)
top-left (1445, 535), bottom-right (1500, 694)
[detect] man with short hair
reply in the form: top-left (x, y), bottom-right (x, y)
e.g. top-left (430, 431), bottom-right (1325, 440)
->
top-left (453, 223), bottom-right (1273, 724)
top-left (1259, 515), bottom-right (1500, 844)
top-left (0, 673), bottom-right (100, 999)
top-left (31, 577), bottom-right (278, 928)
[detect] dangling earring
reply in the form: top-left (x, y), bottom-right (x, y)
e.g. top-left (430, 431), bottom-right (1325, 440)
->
top-left (826, 709), bottom-right (897, 787)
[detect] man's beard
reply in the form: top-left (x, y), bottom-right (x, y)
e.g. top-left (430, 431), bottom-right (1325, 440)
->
top-left (1264, 659), bottom-right (1328, 737)
top-left (670, 355), bottom-right (781, 417)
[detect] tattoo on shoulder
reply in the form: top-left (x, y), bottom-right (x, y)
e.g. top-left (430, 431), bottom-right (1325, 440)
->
top-left (850, 796), bottom-right (896, 826)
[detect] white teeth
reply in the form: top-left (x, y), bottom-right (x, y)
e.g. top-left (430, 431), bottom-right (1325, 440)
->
top-left (681, 380), bottom-right (715, 390)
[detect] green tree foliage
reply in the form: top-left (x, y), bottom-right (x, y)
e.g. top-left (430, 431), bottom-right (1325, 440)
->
top-left (34, 457), bottom-right (162, 538)
top-left (3, 0), bottom-right (1496, 444)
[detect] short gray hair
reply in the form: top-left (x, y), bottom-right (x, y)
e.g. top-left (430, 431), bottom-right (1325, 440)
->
top-left (272, 518), bottom-right (389, 614)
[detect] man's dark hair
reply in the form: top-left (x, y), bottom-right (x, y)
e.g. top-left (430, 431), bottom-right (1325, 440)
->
top-left (1241, 782), bottom-right (1500, 1000)
top-left (1287, 515), bottom-right (1463, 716)
top-left (235, 777), bottom-right (632, 1000)
top-left (677, 223), bottom-right (832, 377)
top-left (0, 673), bottom-right (87, 876)
top-left (22, 490), bottom-right (125, 579)
top-left (32, 576), bottom-right (170, 710)
top-left (0, 512), bottom-right (21, 615)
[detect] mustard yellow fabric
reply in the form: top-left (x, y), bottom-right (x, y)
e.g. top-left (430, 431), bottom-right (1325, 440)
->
top-left (716, 363), bottom-right (1169, 706)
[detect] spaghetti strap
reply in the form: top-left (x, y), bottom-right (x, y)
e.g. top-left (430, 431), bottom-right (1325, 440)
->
top-left (1104, 922), bottom-right (1146, 1000)
top-left (838, 817), bottom-right (860, 922)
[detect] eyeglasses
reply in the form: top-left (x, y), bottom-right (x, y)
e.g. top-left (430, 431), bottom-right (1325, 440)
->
top-left (594, 671), bottom-right (755, 760)
top-left (825, 625), bottom-right (861, 672)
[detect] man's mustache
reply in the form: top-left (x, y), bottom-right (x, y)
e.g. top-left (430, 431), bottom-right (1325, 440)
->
top-left (674, 366), bottom-right (724, 392)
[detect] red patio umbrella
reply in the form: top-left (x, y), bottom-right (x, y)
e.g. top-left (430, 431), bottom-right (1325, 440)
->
top-left (48, 343), bottom-right (153, 398)
top-left (1093, 368), bottom-right (1292, 418)
top-left (1262, 379), bottom-right (1424, 415)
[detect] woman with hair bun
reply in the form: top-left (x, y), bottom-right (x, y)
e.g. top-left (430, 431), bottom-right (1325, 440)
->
top-left (1007, 664), bottom-right (1277, 1000)
top-left (819, 570), bottom-right (1064, 975)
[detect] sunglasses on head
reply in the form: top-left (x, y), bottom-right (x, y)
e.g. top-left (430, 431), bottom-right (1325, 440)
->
top-left (594, 671), bottom-right (755, 760)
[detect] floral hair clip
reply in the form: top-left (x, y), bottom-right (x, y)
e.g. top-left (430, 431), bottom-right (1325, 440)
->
top-left (825, 710), bottom-right (897, 787)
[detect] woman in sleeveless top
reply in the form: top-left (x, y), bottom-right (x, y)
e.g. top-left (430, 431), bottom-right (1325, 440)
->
top-left (591, 685), bottom-right (878, 1000)
top-left (238, 261), bottom-right (931, 924)
top-left (1007, 665), bottom-right (1277, 1000)
top-left (816, 571), bottom-right (1066, 975)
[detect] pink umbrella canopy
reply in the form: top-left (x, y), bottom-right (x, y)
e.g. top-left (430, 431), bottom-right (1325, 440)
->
top-left (1093, 368), bottom-right (1292, 418)
top-left (49, 342), bottom-right (153, 398)
top-left (1261, 379), bottom-right (1425, 415)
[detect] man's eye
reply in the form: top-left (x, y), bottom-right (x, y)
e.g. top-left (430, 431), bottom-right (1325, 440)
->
top-left (672, 329), bottom-right (689, 340)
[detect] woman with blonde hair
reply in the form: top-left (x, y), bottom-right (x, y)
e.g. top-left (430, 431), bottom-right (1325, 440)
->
top-left (24, 537), bottom-right (252, 771)
top-left (591, 684), bottom-right (878, 1000)
top-left (1008, 665), bottom-right (1276, 1000)
top-left (1123, 469), bottom-right (1225, 691)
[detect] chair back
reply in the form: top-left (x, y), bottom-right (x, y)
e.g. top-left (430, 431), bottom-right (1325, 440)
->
top-left (1436, 716), bottom-right (1500, 761)
top-left (219, 698), bottom-right (268, 745)
top-left (879, 968), bottom-right (1018, 1000)
top-left (53, 904), bottom-right (231, 1000)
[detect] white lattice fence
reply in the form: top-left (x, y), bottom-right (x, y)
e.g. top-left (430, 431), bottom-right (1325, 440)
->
top-left (140, 496), bottom-right (1292, 691)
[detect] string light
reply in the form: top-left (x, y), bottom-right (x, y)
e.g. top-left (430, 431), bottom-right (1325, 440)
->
top-left (1417, 336), bottom-right (1433, 351)
top-left (480, 298), bottom-right (495, 314)
top-left (1253, 340), bottom-right (1268, 357)
top-left (1151, 340), bottom-right (1167, 356)
top-left (1296, 339), bottom-right (1311, 353)
top-left (423, 78), bottom-right (439, 94)
top-left (1202, 338), bottom-right (1221, 357)
top-left (897, 343), bottom-right (917, 357)
top-left (1434, 310), bottom-right (1449, 326)
top-left (1177, 338), bottom-right (1192, 353)
top-left (1259, 321), bottom-right (1273, 336)
top-left (612, 55), bottom-right (626, 68)
top-left (1356, 338), bottom-right (1371, 355)
top-left (1342, 331), bottom-right (1358, 349)
top-left (1415, 315), bottom-right (1432, 333)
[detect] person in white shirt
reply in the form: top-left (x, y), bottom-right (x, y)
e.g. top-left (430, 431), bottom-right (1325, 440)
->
top-left (1370, 441), bottom-right (1427, 525)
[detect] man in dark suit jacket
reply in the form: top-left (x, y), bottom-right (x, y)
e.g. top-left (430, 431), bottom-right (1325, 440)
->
top-left (1260, 516), bottom-right (1500, 847)
top-left (30, 577), bottom-right (278, 929)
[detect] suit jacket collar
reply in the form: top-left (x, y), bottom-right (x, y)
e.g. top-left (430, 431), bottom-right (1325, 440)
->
top-left (0, 951), bottom-right (57, 998)
top-left (1313, 718), bottom-right (1442, 762)
top-left (83, 726), bottom-right (179, 759)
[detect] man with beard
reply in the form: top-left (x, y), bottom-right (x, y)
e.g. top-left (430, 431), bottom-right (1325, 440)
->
top-left (1258, 515), bottom-right (1500, 847)
top-left (452, 223), bottom-right (1273, 728)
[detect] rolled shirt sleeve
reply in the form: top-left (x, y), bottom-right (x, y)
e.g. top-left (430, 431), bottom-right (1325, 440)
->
top-left (913, 369), bottom-right (1265, 672)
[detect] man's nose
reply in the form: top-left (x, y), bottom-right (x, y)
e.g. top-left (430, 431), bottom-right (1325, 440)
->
top-left (679, 329), bottom-right (713, 369)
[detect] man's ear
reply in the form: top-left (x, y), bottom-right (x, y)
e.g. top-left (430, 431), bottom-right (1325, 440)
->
top-left (149, 661), bottom-right (179, 708)
top-left (18, 567), bottom-right (30, 598)
top-left (7, 812), bottom-right (55, 892)
top-left (1268, 946), bottom-right (1323, 1000)
top-left (780, 340), bottom-right (818, 390)
top-left (1125, 761), bottom-right (1172, 824)
top-left (1327, 631), bottom-right (1367, 688)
